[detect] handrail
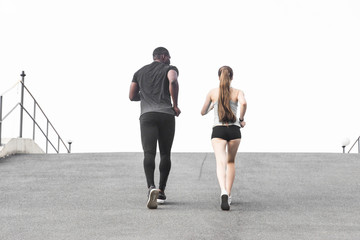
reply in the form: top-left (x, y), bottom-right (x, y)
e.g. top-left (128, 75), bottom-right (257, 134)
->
top-left (20, 82), bottom-right (70, 152)
top-left (2, 103), bottom-right (20, 122)
top-left (0, 71), bottom-right (71, 153)
top-left (0, 80), bottom-right (20, 96)
top-left (348, 136), bottom-right (360, 153)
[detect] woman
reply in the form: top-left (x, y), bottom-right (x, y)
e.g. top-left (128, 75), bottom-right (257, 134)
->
top-left (201, 66), bottom-right (247, 210)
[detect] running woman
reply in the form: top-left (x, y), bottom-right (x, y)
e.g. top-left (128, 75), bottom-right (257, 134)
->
top-left (201, 66), bottom-right (247, 210)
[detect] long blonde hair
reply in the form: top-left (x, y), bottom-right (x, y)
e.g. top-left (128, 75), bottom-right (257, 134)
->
top-left (218, 66), bottom-right (236, 124)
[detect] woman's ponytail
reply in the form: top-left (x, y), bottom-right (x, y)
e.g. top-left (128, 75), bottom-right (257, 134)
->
top-left (218, 66), bottom-right (236, 124)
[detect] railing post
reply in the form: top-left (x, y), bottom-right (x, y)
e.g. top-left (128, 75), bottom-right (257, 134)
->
top-left (33, 101), bottom-right (36, 140)
top-left (19, 71), bottom-right (26, 138)
top-left (68, 140), bottom-right (72, 153)
top-left (57, 136), bottom-right (60, 153)
top-left (0, 95), bottom-right (3, 146)
top-left (46, 119), bottom-right (49, 153)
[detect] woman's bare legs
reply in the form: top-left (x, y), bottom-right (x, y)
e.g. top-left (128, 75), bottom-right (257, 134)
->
top-left (212, 138), bottom-right (241, 210)
top-left (226, 139), bottom-right (241, 196)
top-left (212, 138), bottom-right (241, 192)
top-left (211, 138), bottom-right (228, 193)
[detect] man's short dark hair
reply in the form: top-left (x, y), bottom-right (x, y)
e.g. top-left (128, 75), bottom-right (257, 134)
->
top-left (153, 47), bottom-right (170, 60)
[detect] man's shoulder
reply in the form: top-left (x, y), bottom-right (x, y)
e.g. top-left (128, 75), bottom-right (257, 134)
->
top-left (169, 65), bottom-right (178, 70)
top-left (135, 62), bottom-right (179, 76)
top-left (136, 62), bottom-right (154, 71)
top-left (168, 65), bottom-right (179, 75)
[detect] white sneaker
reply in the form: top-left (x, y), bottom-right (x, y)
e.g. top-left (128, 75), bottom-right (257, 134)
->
top-left (228, 195), bottom-right (232, 206)
top-left (147, 188), bottom-right (159, 209)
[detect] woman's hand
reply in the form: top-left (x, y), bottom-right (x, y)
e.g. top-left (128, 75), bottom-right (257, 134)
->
top-left (240, 120), bottom-right (246, 128)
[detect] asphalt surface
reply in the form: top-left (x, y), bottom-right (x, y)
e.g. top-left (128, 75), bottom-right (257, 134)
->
top-left (1, 152), bottom-right (360, 240)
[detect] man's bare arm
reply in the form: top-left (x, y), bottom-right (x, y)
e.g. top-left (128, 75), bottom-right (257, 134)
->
top-left (129, 82), bottom-right (140, 101)
top-left (168, 69), bottom-right (181, 116)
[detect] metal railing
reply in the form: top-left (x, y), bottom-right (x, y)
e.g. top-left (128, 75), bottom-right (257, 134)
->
top-left (0, 71), bottom-right (71, 153)
top-left (348, 136), bottom-right (360, 154)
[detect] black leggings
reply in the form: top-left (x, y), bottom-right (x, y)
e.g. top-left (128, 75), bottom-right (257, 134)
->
top-left (140, 112), bottom-right (175, 191)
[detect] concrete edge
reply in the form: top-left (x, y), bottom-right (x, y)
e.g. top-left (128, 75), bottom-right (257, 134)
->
top-left (0, 138), bottom-right (44, 158)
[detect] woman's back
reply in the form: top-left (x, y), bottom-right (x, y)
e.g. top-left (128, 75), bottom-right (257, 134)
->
top-left (210, 87), bottom-right (240, 103)
top-left (210, 88), bottom-right (241, 126)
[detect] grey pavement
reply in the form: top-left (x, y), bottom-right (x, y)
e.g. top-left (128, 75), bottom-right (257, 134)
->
top-left (1, 152), bottom-right (360, 240)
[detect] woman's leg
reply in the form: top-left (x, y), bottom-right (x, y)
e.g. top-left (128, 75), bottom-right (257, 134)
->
top-left (226, 139), bottom-right (241, 196)
top-left (211, 138), bottom-right (228, 193)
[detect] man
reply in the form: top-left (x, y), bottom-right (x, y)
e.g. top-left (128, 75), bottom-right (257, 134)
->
top-left (129, 47), bottom-right (181, 209)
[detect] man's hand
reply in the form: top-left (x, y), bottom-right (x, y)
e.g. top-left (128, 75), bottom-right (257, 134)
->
top-left (173, 106), bottom-right (181, 117)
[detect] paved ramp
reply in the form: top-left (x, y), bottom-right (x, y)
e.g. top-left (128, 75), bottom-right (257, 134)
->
top-left (1, 152), bottom-right (359, 240)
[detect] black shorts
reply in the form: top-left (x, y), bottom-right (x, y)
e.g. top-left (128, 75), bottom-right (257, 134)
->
top-left (211, 125), bottom-right (241, 141)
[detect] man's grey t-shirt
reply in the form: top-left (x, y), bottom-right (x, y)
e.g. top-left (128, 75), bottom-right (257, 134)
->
top-left (132, 61), bottom-right (179, 116)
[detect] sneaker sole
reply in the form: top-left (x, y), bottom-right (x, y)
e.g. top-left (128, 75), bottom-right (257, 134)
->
top-left (157, 199), bottom-right (165, 204)
top-left (221, 194), bottom-right (230, 211)
top-left (147, 189), bottom-right (159, 209)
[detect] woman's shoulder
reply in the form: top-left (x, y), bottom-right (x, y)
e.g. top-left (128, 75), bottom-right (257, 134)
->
top-left (208, 87), bottom-right (218, 96)
top-left (231, 88), bottom-right (244, 95)
top-left (230, 87), bottom-right (239, 94)
top-left (230, 88), bottom-right (244, 102)
top-left (208, 88), bottom-right (219, 101)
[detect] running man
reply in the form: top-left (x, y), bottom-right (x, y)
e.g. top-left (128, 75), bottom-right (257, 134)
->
top-left (129, 47), bottom-right (181, 209)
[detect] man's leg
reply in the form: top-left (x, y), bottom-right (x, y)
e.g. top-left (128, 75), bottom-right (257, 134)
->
top-left (158, 113), bottom-right (175, 192)
top-left (140, 113), bottom-right (159, 188)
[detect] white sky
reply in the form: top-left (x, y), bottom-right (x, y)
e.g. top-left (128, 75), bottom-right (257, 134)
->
top-left (1, 0), bottom-right (359, 153)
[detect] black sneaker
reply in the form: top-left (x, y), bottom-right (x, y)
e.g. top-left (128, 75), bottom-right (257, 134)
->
top-left (157, 190), bottom-right (166, 204)
top-left (221, 194), bottom-right (230, 211)
top-left (147, 187), bottom-right (159, 209)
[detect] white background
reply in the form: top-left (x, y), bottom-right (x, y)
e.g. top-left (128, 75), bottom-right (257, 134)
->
top-left (1, 0), bottom-right (359, 153)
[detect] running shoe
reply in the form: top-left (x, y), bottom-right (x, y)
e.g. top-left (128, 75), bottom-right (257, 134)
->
top-left (157, 190), bottom-right (166, 204)
top-left (221, 194), bottom-right (230, 211)
top-left (147, 187), bottom-right (159, 209)
top-left (228, 195), bottom-right (232, 206)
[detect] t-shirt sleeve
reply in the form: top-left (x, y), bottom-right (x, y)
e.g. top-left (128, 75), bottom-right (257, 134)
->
top-left (168, 65), bottom-right (179, 76)
top-left (132, 72), bottom-right (138, 83)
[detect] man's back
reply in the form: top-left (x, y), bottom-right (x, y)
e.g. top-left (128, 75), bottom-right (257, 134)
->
top-left (132, 61), bottom-right (178, 116)
top-left (129, 47), bottom-right (180, 209)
